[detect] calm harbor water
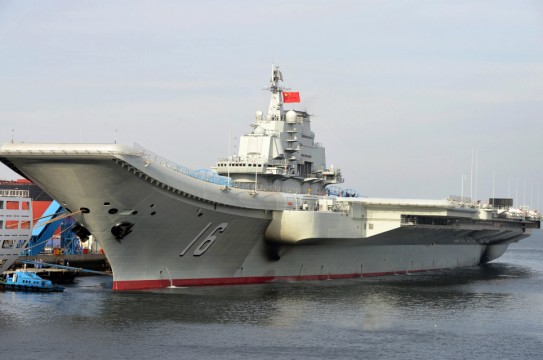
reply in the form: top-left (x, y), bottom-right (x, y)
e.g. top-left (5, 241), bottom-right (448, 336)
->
top-left (1, 231), bottom-right (542, 360)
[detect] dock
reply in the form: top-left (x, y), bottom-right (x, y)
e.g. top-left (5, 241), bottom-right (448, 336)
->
top-left (7, 254), bottom-right (112, 284)
top-left (15, 254), bottom-right (111, 272)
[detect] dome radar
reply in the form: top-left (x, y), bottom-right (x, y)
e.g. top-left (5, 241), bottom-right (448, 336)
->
top-left (286, 110), bottom-right (297, 123)
top-left (254, 126), bottom-right (265, 135)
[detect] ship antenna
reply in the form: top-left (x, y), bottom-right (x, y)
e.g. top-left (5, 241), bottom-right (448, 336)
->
top-left (227, 128), bottom-right (231, 188)
top-left (470, 148), bottom-right (474, 203)
top-left (461, 174), bottom-right (465, 203)
top-left (537, 181), bottom-right (540, 213)
top-left (267, 64), bottom-right (284, 121)
top-left (492, 172), bottom-right (495, 204)
top-left (474, 148), bottom-right (478, 203)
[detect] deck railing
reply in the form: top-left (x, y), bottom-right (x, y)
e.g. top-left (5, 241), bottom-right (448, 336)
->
top-left (0, 190), bottom-right (30, 198)
top-left (132, 143), bottom-right (336, 194)
top-left (133, 143), bottom-right (232, 186)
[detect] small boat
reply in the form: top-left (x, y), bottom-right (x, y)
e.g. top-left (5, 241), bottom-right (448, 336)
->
top-left (1, 271), bottom-right (64, 292)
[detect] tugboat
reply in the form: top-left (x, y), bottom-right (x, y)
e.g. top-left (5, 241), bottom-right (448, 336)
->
top-left (1, 271), bottom-right (64, 292)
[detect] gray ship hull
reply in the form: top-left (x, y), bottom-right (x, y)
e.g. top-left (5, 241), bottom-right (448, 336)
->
top-left (0, 145), bottom-right (536, 291)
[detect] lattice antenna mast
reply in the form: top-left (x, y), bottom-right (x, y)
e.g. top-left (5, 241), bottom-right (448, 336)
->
top-left (267, 65), bottom-right (285, 120)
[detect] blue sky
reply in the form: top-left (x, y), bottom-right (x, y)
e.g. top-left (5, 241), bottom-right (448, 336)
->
top-left (0, 0), bottom-right (542, 207)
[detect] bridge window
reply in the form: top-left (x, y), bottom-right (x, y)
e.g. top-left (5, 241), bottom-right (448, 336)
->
top-left (6, 220), bottom-right (18, 230)
top-left (6, 201), bottom-right (19, 210)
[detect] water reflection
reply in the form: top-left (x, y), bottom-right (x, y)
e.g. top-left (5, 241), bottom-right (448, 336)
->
top-left (81, 261), bottom-right (540, 328)
top-left (1, 259), bottom-right (540, 332)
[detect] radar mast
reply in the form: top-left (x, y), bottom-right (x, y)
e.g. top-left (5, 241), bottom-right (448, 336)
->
top-left (267, 65), bottom-right (284, 121)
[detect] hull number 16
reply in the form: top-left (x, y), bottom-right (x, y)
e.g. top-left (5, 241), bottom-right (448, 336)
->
top-left (179, 222), bottom-right (229, 257)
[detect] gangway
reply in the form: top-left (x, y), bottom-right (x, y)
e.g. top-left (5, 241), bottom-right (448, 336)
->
top-left (24, 200), bottom-right (64, 256)
top-left (60, 216), bottom-right (82, 254)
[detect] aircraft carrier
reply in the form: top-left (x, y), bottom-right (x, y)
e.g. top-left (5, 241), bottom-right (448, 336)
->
top-left (0, 66), bottom-right (540, 290)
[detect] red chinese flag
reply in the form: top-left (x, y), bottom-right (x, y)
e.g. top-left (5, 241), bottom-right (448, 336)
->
top-left (283, 91), bottom-right (300, 103)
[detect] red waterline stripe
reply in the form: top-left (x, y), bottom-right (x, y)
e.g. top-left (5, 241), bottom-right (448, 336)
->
top-left (112, 269), bottom-right (433, 291)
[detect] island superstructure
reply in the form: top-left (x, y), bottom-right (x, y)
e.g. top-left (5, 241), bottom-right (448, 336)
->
top-left (0, 65), bottom-right (540, 290)
top-left (213, 65), bottom-right (342, 195)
